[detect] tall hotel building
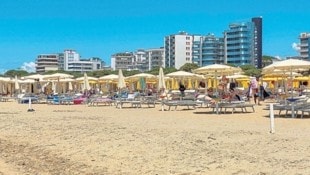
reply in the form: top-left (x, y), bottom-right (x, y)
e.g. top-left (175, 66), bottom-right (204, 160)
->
top-left (299, 32), bottom-right (310, 59)
top-left (164, 31), bottom-right (200, 69)
top-left (192, 33), bottom-right (225, 66)
top-left (224, 17), bottom-right (262, 68)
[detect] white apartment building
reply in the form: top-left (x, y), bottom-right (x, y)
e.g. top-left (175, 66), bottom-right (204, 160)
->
top-left (67, 57), bottom-right (102, 72)
top-left (164, 31), bottom-right (196, 69)
top-left (110, 48), bottom-right (164, 71)
top-left (111, 52), bottom-right (134, 70)
top-left (35, 54), bottom-right (59, 73)
top-left (36, 50), bottom-right (102, 73)
top-left (63, 49), bottom-right (80, 70)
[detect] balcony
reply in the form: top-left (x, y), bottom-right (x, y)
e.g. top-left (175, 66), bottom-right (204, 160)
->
top-left (299, 43), bottom-right (309, 47)
top-left (226, 33), bottom-right (249, 39)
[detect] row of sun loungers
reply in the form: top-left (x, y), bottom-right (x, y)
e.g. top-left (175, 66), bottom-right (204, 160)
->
top-left (264, 95), bottom-right (310, 118)
top-left (10, 92), bottom-right (258, 115)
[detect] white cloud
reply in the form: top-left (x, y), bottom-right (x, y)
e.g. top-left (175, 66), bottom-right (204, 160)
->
top-left (292, 42), bottom-right (300, 51)
top-left (270, 55), bottom-right (283, 62)
top-left (20, 62), bottom-right (36, 73)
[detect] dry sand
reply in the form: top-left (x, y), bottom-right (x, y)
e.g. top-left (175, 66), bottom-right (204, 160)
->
top-left (0, 100), bottom-right (309, 175)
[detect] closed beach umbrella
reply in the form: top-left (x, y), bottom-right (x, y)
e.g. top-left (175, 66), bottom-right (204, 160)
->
top-left (187, 79), bottom-right (193, 89)
top-left (166, 79), bottom-right (170, 90)
top-left (15, 75), bottom-right (20, 91)
top-left (158, 67), bottom-right (166, 91)
top-left (68, 82), bottom-right (73, 91)
top-left (117, 69), bottom-right (126, 89)
top-left (136, 79), bottom-right (141, 90)
top-left (52, 81), bottom-right (56, 93)
top-left (140, 77), bottom-right (146, 90)
top-left (83, 73), bottom-right (91, 91)
top-left (207, 78), bottom-right (212, 88)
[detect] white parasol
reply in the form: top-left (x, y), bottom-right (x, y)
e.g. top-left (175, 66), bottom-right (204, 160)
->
top-left (158, 67), bottom-right (166, 91)
top-left (117, 69), bottom-right (126, 89)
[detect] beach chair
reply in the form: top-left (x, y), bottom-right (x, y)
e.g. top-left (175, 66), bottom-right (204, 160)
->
top-left (59, 95), bottom-right (75, 105)
top-left (142, 96), bottom-right (157, 108)
top-left (88, 96), bottom-right (114, 106)
top-left (115, 93), bottom-right (141, 108)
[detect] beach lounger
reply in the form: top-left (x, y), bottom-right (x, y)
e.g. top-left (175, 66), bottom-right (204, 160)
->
top-left (115, 93), bottom-right (141, 109)
top-left (59, 96), bottom-right (74, 105)
top-left (211, 101), bottom-right (254, 114)
top-left (142, 96), bottom-right (157, 108)
top-left (163, 100), bottom-right (197, 111)
top-left (88, 97), bottom-right (114, 106)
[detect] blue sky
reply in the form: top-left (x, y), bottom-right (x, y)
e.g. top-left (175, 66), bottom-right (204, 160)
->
top-left (0, 0), bottom-right (309, 73)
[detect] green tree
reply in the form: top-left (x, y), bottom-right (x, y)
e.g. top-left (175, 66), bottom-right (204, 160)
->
top-left (179, 63), bottom-right (199, 72)
top-left (163, 67), bottom-right (177, 74)
top-left (239, 65), bottom-right (261, 77)
top-left (123, 70), bottom-right (140, 77)
top-left (262, 55), bottom-right (276, 67)
top-left (4, 70), bottom-right (29, 77)
top-left (146, 67), bottom-right (160, 75)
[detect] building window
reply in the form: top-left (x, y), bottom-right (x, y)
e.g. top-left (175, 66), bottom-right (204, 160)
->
top-left (186, 42), bottom-right (190, 45)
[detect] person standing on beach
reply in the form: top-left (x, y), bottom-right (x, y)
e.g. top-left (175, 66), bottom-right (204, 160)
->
top-left (251, 77), bottom-right (261, 105)
top-left (179, 82), bottom-right (186, 97)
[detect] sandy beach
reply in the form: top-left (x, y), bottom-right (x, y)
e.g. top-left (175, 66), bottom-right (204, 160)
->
top-left (0, 100), bottom-right (309, 174)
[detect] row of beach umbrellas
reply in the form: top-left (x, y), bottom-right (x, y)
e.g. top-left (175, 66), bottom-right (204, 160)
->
top-left (2, 60), bottom-right (310, 94)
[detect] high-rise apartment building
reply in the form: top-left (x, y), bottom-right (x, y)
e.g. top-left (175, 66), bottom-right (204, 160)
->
top-left (164, 31), bottom-right (196, 69)
top-left (110, 17), bottom-right (262, 70)
top-left (192, 33), bottom-right (225, 66)
top-left (224, 17), bottom-right (262, 68)
top-left (63, 49), bottom-right (80, 71)
top-left (35, 54), bottom-right (59, 73)
top-left (299, 32), bottom-right (310, 59)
